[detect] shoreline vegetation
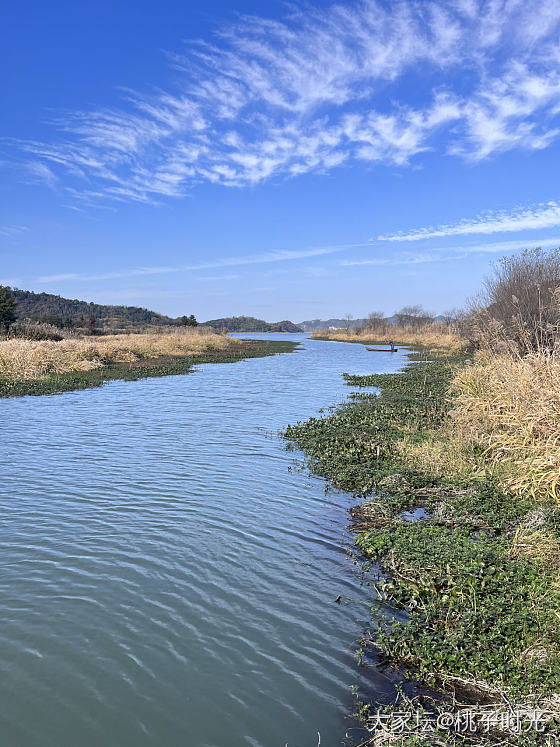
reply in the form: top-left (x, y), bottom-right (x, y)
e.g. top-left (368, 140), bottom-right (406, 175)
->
top-left (310, 325), bottom-right (466, 353)
top-left (285, 342), bottom-right (560, 744)
top-left (0, 330), bottom-right (297, 398)
top-left (284, 246), bottom-right (560, 746)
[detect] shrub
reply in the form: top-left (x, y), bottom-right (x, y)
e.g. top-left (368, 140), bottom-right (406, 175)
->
top-left (8, 321), bottom-right (64, 341)
top-left (470, 247), bottom-right (560, 354)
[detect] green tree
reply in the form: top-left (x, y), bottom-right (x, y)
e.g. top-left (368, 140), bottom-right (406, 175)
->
top-left (40, 313), bottom-right (67, 328)
top-left (0, 286), bottom-right (17, 331)
top-left (178, 314), bottom-right (198, 326)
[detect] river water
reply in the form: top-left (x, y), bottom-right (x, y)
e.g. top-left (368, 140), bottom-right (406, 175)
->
top-left (0, 334), bottom-right (406, 747)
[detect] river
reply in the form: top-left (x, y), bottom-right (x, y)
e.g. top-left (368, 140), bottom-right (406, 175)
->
top-left (0, 333), bottom-right (406, 747)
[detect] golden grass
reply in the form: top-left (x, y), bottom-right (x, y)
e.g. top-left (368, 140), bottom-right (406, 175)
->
top-left (395, 431), bottom-right (482, 483)
top-left (511, 526), bottom-right (560, 567)
top-left (449, 352), bottom-right (560, 502)
top-left (379, 347), bottom-right (560, 505)
top-left (311, 324), bottom-right (468, 353)
top-left (314, 325), bottom-right (559, 502)
top-left (0, 329), bottom-right (238, 381)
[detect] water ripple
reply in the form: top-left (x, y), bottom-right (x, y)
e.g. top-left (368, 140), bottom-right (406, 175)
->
top-left (0, 334), bottom-right (406, 746)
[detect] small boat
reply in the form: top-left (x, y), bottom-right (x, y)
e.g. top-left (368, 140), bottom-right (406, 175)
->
top-left (366, 347), bottom-right (398, 352)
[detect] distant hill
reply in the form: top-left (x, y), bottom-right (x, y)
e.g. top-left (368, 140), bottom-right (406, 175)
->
top-left (9, 289), bottom-right (304, 333)
top-left (269, 320), bottom-right (303, 333)
top-left (12, 289), bottom-right (180, 328)
top-left (204, 316), bottom-right (303, 333)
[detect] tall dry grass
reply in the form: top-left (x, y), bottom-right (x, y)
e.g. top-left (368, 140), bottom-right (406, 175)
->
top-left (311, 323), bottom-right (468, 353)
top-left (0, 328), bottom-right (237, 381)
top-left (449, 351), bottom-right (560, 502)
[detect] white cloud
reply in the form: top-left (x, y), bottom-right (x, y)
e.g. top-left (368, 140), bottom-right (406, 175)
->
top-left (35, 244), bottom-right (350, 283)
top-left (450, 63), bottom-right (560, 160)
top-left (341, 252), bottom-right (467, 266)
top-left (14, 0), bottom-right (560, 203)
top-left (197, 274), bottom-right (240, 282)
top-left (379, 201), bottom-right (560, 241)
top-left (0, 225), bottom-right (28, 238)
top-left (452, 236), bottom-right (560, 253)
top-left (342, 236), bottom-right (560, 266)
top-left (24, 161), bottom-right (58, 188)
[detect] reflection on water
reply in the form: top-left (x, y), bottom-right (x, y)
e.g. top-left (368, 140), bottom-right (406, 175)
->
top-left (0, 334), bottom-right (406, 747)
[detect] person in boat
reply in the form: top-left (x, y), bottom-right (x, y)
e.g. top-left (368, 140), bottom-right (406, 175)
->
top-left (389, 340), bottom-right (395, 352)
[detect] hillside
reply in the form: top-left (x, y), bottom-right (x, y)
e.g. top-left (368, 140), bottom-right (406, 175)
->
top-left (8, 289), bottom-right (303, 333)
top-left (12, 289), bottom-right (180, 328)
top-left (204, 316), bottom-right (303, 333)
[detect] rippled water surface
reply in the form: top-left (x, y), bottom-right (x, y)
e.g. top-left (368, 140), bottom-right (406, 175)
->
top-left (1, 334), bottom-right (406, 747)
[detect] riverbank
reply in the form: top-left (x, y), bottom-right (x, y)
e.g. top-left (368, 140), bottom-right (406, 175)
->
top-left (310, 326), bottom-right (467, 353)
top-left (285, 346), bottom-right (560, 744)
top-left (0, 335), bottom-right (297, 397)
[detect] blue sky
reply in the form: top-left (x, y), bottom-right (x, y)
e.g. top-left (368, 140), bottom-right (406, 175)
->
top-left (2, 0), bottom-right (560, 322)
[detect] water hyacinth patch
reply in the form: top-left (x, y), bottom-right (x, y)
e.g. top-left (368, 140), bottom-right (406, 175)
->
top-left (284, 347), bottom-right (560, 744)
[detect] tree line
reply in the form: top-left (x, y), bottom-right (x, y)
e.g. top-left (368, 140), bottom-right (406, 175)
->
top-left (0, 288), bottom-right (198, 333)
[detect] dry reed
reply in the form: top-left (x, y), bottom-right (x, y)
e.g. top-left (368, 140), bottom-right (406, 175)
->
top-left (311, 324), bottom-right (468, 353)
top-left (449, 351), bottom-right (560, 502)
top-left (0, 328), bottom-right (237, 381)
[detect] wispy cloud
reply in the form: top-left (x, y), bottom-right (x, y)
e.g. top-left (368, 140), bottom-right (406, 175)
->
top-left (35, 244), bottom-right (350, 283)
top-left (197, 274), bottom-right (240, 282)
top-left (0, 225), bottom-right (28, 239)
top-left (378, 201), bottom-right (560, 241)
top-left (37, 236), bottom-right (560, 285)
top-left (24, 161), bottom-right (58, 189)
top-left (450, 236), bottom-right (560, 253)
top-left (341, 252), bottom-right (467, 266)
top-left (14, 1), bottom-right (560, 204)
top-left (342, 237), bottom-right (560, 267)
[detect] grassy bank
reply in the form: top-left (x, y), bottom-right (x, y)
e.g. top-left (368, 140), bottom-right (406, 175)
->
top-left (0, 328), bottom-right (236, 379)
top-left (284, 347), bottom-right (560, 744)
top-left (310, 325), bottom-right (467, 353)
top-left (0, 334), bottom-right (297, 397)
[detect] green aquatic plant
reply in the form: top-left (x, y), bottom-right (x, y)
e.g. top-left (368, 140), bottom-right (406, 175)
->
top-left (0, 340), bottom-right (298, 397)
top-left (284, 347), bottom-right (560, 744)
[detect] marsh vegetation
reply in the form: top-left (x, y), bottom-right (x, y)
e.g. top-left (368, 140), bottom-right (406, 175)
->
top-left (0, 328), bottom-right (297, 397)
top-left (0, 328), bottom-right (234, 380)
top-left (287, 248), bottom-right (560, 744)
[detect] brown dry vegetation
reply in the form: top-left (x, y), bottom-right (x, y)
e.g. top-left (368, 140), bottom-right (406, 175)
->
top-left (311, 323), bottom-right (468, 353)
top-left (393, 350), bottom-right (560, 506)
top-left (450, 351), bottom-right (560, 502)
top-left (0, 328), bottom-right (237, 381)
